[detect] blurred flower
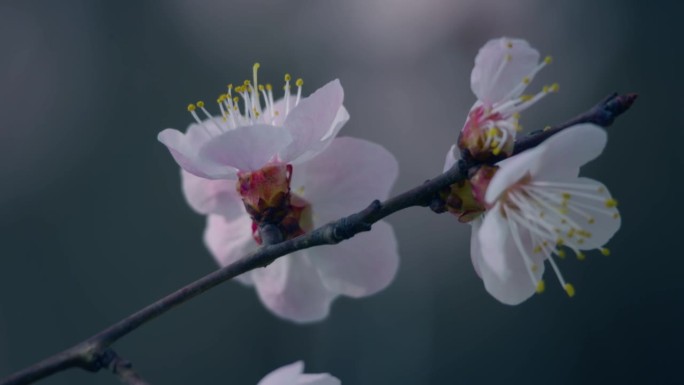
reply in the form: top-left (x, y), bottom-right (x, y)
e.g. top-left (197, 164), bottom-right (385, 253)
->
top-left (257, 361), bottom-right (340, 385)
top-left (452, 37), bottom-right (557, 162)
top-left (159, 65), bottom-right (399, 323)
top-left (470, 124), bottom-right (620, 304)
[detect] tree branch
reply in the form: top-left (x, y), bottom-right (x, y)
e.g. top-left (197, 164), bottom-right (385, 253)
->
top-left (0, 93), bottom-right (636, 385)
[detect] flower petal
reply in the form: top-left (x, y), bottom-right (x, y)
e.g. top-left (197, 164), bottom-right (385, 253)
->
top-left (443, 144), bottom-right (458, 173)
top-left (471, 37), bottom-right (540, 105)
top-left (158, 124), bottom-right (231, 179)
top-left (203, 214), bottom-right (256, 285)
top-left (478, 205), bottom-right (544, 305)
top-left (297, 374), bottom-right (341, 385)
top-left (181, 170), bottom-right (244, 220)
top-left (310, 221), bottom-right (398, 298)
top-left (253, 252), bottom-right (335, 323)
top-left (565, 177), bottom-right (621, 250)
top-left (280, 80), bottom-right (347, 163)
top-left (533, 123), bottom-right (607, 180)
top-left (291, 137), bottom-right (399, 224)
top-left (486, 146), bottom-right (543, 204)
top-left (199, 124), bottom-right (293, 172)
top-left (257, 361), bottom-right (304, 385)
top-left (469, 218), bottom-right (484, 278)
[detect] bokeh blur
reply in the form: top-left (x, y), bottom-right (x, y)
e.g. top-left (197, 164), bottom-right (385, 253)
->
top-left (0, 1), bottom-right (681, 384)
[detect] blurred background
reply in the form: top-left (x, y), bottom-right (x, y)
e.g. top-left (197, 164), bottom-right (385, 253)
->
top-left (0, 0), bottom-right (680, 384)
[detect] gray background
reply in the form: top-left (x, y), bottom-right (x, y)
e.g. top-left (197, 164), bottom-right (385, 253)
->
top-left (0, 0), bottom-right (681, 384)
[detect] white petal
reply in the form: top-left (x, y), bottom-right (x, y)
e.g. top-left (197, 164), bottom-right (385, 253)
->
top-left (533, 124), bottom-right (607, 180)
top-left (469, 218), bottom-right (484, 278)
top-left (257, 361), bottom-right (304, 385)
top-left (566, 177), bottom-right (621, 250)
top-left (253, 252), bottom-right (336, 323)
top-left (290, 106), bottom-right (350, 165)
top-left (291, 137), bottom-right (398, 224)
top-left (280, 80), bottom-right (347, 163)
top-left (199, 124), bottom-right (292, 172)
top-left (310, 221), bottom-right (398, 298)
top-left (181, 170), bottom-right (244, 220)
top-left (203, 214), bottom-right (256, 285)
top-left (443, 144), bottom-right (458, 173)
top-left (471, 37), bottom-right (540, 105)
top-left (158, 124), bottom-right (231, 179)
top-left (297, 374), bottom-right (341, 385)
top-left (486, 146), bottom-right (543, 204)
top-left (478, 206), bottom-right (544, 305)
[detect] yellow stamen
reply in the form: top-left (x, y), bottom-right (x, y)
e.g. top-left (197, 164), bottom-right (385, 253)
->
top-left (544, 56), bottom-right (553, 65)
top-left (187, 104), bottom-right (196, 112)
top-left (605, 198), bottom-right (618, 208)
top-left (196, 101), bottom-right (205, 108)
top-left (284, 73), bottom-right (291, 82)
top-left (576, 251), bottom-right (586, 261)
top-left (600, 247), bottom-right (611, 256)
top-left (536, 280), bottom-right (546, 294)
top-left (296, 78), bottom-right (304, 87)
top-left (564, 283), bottom-right (575, 298)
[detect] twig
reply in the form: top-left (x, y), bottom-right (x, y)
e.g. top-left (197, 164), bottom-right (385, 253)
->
top-left (0, 93), bottom-right (636, 385)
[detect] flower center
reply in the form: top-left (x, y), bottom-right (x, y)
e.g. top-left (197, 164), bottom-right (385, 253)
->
top-left (185, 63), bottom-right (305, 135)
top-left (236, 163), bottom-right (313, 244)
top-left (460, 54), bottom-right (558, 159)
top-left (500, 178), bottom-right (619, 297)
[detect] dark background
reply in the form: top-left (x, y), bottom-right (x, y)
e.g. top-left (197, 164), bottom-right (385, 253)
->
top-left (0, 1), bottom-right (681, 384)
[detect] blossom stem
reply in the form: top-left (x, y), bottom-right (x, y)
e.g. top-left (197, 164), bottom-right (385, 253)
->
top-left (0, 93), bottom-right (637, 385)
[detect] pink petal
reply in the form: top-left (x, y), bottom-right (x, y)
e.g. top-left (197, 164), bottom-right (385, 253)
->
top-left (477, 205), bottom-right (544, 305)
top-left (486, 146), bottom-right (543, 204)
top-left (203, 214), bottom-right (257, 285)
top-left (158, 124), bottom-right (231, 179)
top-left (296, 374), bottom-right (340, 385)
top-left (533, 124), bottom-right (607, 181)
top-left (181, 170), bottom-right (244, 220)
top-left (252, 252), bottom-right (335, 323)
top-left (280, 80), bottom-right (347, 163)
top-left (290, 137), bottom-right (399, 224)
top-left (310, 221), bottom-right (398, 298)
top-left (199, 124), bottom-right (292, 172)
top-left (257, 361), bottom-right (304, 385)
top-left (471, 38), bottom-right (540, 105)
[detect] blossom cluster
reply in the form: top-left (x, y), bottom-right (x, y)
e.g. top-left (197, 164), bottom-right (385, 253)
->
top-left (158, 37), bottom-right (621, 325)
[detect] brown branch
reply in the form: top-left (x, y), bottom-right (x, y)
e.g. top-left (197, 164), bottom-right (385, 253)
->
top-left (0, 93), bottom-right (637, 385)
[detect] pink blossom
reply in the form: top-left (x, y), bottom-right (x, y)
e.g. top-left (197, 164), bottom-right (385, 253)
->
top-left (257, 361), bottom-right (340, 385)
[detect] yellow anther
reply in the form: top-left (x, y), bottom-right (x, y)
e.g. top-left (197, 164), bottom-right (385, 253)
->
top-left (522, 77), bottom-right (531, 85)
top-left (543, 125), bottom-right (551, 131)
top-left (506, 41), bottom-right (513, 48)
top-left (487, 128), bottom-right (498, 137)
top-left (577, 238), bottom-right (585, 245)
top-left (520, 94), bottom-right (533, 102)
top-left (284, 73), bottom-right (292, 82)
top-left (218, 94), bottom-right (227, 102)
top-left (556, 238), bottom-right (564, 246)
top-left (549, 83), bottom-right (560, 92)
top-left (564, 283), bottom-right (575, 298)
top-left (556, 249), bottom-right (566, 259)
top-left (533, 245), bottom-right (542, 253)
top-left (491, 140), bottom-right (500, 149)
top-left (296, 78), bottom-right (304, 87)
top-left (579, 230), bottom-right (592, 238)
top-left (605, 198), bottom-right (618, 208)
top-left (531, 264), bottom-right (539, 272)
top-left (492, 148), bottom-right (501, 156)
top-left (227, 83), bottom-right (233, 90)
top-left (567, 228), bottom-right (576, 238)
top-left (576, 251), bottom-right (586, 261)
top-left (536, 280), bottom-right (546, 294)
top-left (266, 84), bottom-right (273, 91)
top-left (600, 247), bottom-right (611, 256)
top-left (512, 112), bottom-right (521, 119)
top-left (233, 96), bottom-right (239, 103)
top-left (588, 217), bottom-right (595, 224)
top-left (187, 103), bottom-right (196, 112)
top-left (543, 85), bottom-right (550, 93)
top-left (243, 80), bottom-right (251, 86)
top-left (258, 84), bottom-right (265, 91)
top-left (562, 193), bottom-right (571, 200)
top-left (544, 56), bottom-right (553, 65)
top-left (196, 101), bottom-right (205, 108)
top-left (558, 207), bottom-right (569, 215)
top-left (253, 62), bottom-right (261, 71)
